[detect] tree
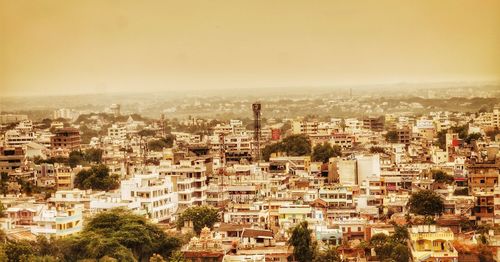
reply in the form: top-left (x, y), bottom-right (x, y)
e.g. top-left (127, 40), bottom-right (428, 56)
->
top-left (60, 208), bottom-right (182, 261)
top-left (138, 129), bottom-right (156, 137)
top-left (176, 206), bottom-right (220, 234)
top-left (385, 131), bottom-right (398, 143)
top-left (262, 134), bottom-right (312, 161)
top-left (312, 143), bottom-right (341, 163)
top-left (5, 240), bottom-right (36, 261)
top-left (408, 190), bottom-right (444, 217)
top-left (313, 246), bottom-right (341, 262)
top-left (68, 150), bottom-right (86, 168)
top-left (465, 133), bottom-right (482, 144)
top-left (148, 136), bottom-right (175, 152)
top-left (369, 146), bottom-right (386, 154)
top-left (288, 221), bottom-right (314, 262)
top-left (0, 173), bottom-right (8, 197)
top-left (432, 170), bottom-right (454, 184)
top-left (85, 148), bottom-right (104, 163)
top-left (74, 164), bottom-right (119, 191)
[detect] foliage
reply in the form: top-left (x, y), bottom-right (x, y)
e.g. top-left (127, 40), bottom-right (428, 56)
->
top-left (485, 128), bottom-right (500, 141)
top-left (0, 173), bottom-right (8, 197)
top-left (167, 251), bottom-right (186, 262)
top-left (138, 129), bottom-right (157, 137)
top-left (288, 221), bottom-right (314, 262)
top-left (465, 133), bottom-right (482, 144)
top-left (432, 170), bottom-right (454, 184)
top-left (148, 136), bottom-right (175, 151)
top-left (454, 188), bottom-right (469, 196)
top-left (436, 129), bottom-right (448, 150)
top-left (312, 246), bottom-right (341, 262)
top-left (311, 143), bottom-right (341, 163)
top-left (5, 240), bottom-right (36, 262)
top-left (369, 146), bottom-right (386, 154)
top-left (385, 131), bottom-right (398, 143)
top-left (369, 226), bottom-right (410, 262)
top-left (74, 164), bottom-right (119, 191)
top-left (60, 208), bottom-right (182, 261)
top-left (262, 134), bottom-right (311, 161)
top-left (409, 190), bottom-right (444, 217)
top-left (176, 206), bottom-right (220, 234)
top-left (85, 148), bottom-right (104, 163)
top-left (69, 150), bottom-right (86, 168)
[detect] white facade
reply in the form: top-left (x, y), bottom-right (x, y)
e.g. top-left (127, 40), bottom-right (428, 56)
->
top-left (355, 154), bottom-right (381, 184)
top-left (120, 173), bottom-right (178, 223)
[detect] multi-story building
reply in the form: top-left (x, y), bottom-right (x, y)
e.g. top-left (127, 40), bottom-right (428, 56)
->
top-left (408, 225), bottom-right (458, 262)
top-left (120, 173), bottom-right (178, 223)
top-left (0, 147), bottom-right (24, 174)
top-left (31, 204), bottom-right (84, 238)
top-left (362, 116), bottom-right (384, 132)
top-left (50, 128), bottom-right (81, 150)
top-left (158, 159), bottom-right (208, 211)
top-left (292, 120), bottom-right (319, 135)
top-left (3, 129), bottom-right (36, 147)
top-left (107, 124), bottom-right (127, 140)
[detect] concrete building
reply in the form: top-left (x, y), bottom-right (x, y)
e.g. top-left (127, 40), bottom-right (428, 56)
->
top-left (51, 128), bottom-right (81, 150)
top-left (120, 173), bottom-right (178, 223)
top-left (158, 159), bottom-right (208, 210)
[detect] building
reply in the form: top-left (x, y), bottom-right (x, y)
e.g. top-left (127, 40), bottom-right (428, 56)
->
top-left (0, 147), bottom-right (24, 174)
top-left (120, 173), bottom-right (178, 223)
top-left (51, 128), bottom-right (81, 150)
top-left (31, 204), bottom-right (84, 238)
top-left (107, 124), bottom-right (127, 140)
top-left (0, 114), bottom-right (28, 124)
top-left (3, 129), bottom-right (35, 147)
top-left (292, 120), bottom-right (319, 135)
top-left (158, 159), bottom-right (208, 210)
top-left (408, 225), bottom-right (458, 262)
top-left (362, 116), bottom-right (384, 132)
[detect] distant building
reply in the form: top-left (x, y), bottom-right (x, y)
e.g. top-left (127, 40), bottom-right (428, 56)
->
top-left (0, 114), bottom-right (28, 124)
top-left (0, 147), bottom-right (24, 174)
top-left (50, 128), bottom-right (81, 150)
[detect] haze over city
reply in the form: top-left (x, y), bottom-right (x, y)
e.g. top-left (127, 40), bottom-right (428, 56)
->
top-left (1, 0), bottom-right (500, 97)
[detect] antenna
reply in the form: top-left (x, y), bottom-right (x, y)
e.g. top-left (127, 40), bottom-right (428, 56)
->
top-left (252, 102), bottom-right (262, 162)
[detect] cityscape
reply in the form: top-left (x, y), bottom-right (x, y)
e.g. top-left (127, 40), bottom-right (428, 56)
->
top-left (1, 1), bottom-right (500, 262)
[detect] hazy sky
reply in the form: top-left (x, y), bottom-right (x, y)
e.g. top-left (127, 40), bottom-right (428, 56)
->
top-left (1, 0), bottom-right (500, 97)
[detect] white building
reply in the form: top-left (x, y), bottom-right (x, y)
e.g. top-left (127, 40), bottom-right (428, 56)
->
top-left (107, 124), bottom-right (127, 140)
top-left (120, 173), bottom-right (178, 223)
top-left (158, 159), bottom-right (208, 210)
top-left (355, 154), bottom-right (381, 184)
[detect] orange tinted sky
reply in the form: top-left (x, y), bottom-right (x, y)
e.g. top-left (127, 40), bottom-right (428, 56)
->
top-left (1, 0), bottom-right (500, 96)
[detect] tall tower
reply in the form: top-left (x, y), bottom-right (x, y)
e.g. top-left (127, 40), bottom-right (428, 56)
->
top-left (252, 102), bottom-right (262, 161)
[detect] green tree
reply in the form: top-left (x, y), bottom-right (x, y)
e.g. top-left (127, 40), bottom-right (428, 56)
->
top-left (312, 143), bottom-right (341, 163)
top-left (432, 170), bottom-right (454, 184)
top-left (288, 221), bottom-right (314, 262)
top-left (85, 148), bottom-right (104, 163)
top-left (176, 206), bottom-right (220, 234)
top-left (385, 131), bottom-right (398, 143)
top-left (138, 129), bottom-right (156, 137)
top-left (60, 209), bottom-right (181, 261)
top-left (465, 133), bottom-right (482, 144)
top-left (262, 134), bottom-right (312, 161)
top-left (148, 136), bottom-right (174, 152)
top-left (74, 164), bottom-right (119, 191)
top-left (68, 150), bottom-right (86, 168)
top-left (5, 240), bottom-right (36, 262)
top-left (313, 246), bottom-right (341, 262)
top-left (168, 251), bottom-right (185, 262)
top-left (0, 173), bottom-right (8, 197)
top-left (409, 190), bottom-right (444, 217)
top-left (369, 146), bottom-right (386, 154)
